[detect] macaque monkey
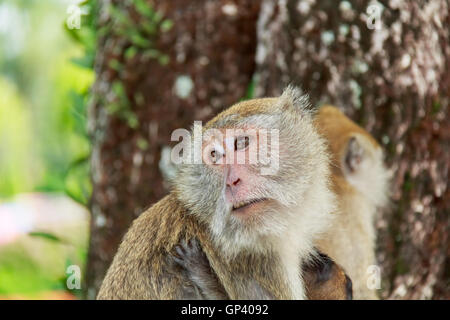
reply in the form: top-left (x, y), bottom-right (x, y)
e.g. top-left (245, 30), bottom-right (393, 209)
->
top-left (97, 87), bottom-right (338, 300)
top-left (314, 106), bottom-right (390, 299)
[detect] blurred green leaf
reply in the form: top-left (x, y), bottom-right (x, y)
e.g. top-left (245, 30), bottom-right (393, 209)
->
top-left (141, 21), bottom-right (157, 34)
top-left (64, 155), bottom-right (91, 206)
top-left (137, 137), bottom-right (149, 150)
top-left (70, 53), bottom-right (95, 69)
top-left (124, 110), bottom-right (139, 129)
top-left (29, 232), bottom-right (63, 243)
top-left (160, 19), bottom-right (174, 32)
top-left (130, 33), bottom-right (151, 48)
top-left (108, 58), bottom-right (122, 71)
top-left (153, 11), bottom-right (164, 24)
top-left (142, 48), bottom-right (160, 59)
top-left (133, 0), bottom-right (155, 18)
top-left (158, 54), bottom-right (170, 66)
top-left (125, 46), bottom-right (138, 60)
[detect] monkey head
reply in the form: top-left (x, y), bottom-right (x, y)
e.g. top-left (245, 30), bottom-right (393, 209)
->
top-left (175, 87), bottom-right (335, 256)
top-left (315, 106), bottom-right (390, 208)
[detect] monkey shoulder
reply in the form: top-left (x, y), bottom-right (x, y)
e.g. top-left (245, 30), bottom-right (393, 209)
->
top-left (98, 194), bottom-right (200, 299)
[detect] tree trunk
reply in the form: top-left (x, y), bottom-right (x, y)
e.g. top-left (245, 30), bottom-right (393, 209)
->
top-left (85, 0), bottom-right (260, 299)
top-left (254, 0), bottom-right (449, 299)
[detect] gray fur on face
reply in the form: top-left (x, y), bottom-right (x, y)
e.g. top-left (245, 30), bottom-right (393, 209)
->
top-left (175, 87), bottom-right (332, 257)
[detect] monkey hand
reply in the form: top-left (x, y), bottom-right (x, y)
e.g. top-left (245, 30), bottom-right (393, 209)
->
top-left (171, 239), bottom-right (228, 299)
top-left (173, 239), bottom-right (206, 276)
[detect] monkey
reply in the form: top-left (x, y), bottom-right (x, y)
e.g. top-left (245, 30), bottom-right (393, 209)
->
top-left (97, 86), bottom-right (338, 300)
top-left (171, 238), bottom-right (352, 300)
top-left (313, 105), bottom-right (390, 299)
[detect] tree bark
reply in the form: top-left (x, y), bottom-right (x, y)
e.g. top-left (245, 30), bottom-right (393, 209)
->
top-left (254, 0), bottom-right (449, 299)
top-left (85, 0), bottom-right (260, 299)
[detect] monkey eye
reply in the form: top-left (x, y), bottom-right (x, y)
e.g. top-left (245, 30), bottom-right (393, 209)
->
top-left (235, 136), bottom-right (250, 151)
top-left (210, 149), bottom-right (222, 164)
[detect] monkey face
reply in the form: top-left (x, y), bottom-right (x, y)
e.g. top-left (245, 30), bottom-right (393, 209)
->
top-left (175, 88), bottom-right (332, 253)
top-left (201, 127), bottom-right (277, 215)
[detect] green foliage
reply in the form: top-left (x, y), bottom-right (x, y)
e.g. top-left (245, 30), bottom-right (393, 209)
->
top-left (137, 137), bottom-right (149, 150)
top-left (432, 100), bottom-right (442, 115)
top-left (0, 0), bottom-right (91, 298)
top-left (403, 173), bottom-right (413, 192)
top-left (107, 0), bottom-right (173, 58)
top-left (60, 0), bottom-right (97, 206)
top-left (0, 0), bottom-right (174, 297)
top-left (0, 0), bottom-right (94, 203)
top-left (28, 232), bottom-right (64, 243)
top-left (0, 229), bottom-right (88, 295)
top-left (0, 78), bottom-right (34, 197)
top-left (100, 0), bottom-right (173, 128)
top-left (240, 78), bottom-right (256, 101)
top-left (0, 247), bottom-right (65, 294)
top-left (65, 0), bottom-right (98, 70)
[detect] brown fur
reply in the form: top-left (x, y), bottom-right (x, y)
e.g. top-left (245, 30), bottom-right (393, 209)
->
top-left (314, 106), bottom-right (379, 164)
top-left (305, 268), bottom-right (350, 300)
top-left (206, 98), bottom-right (279, 127)
top-left (304, 254), bottom-right (352, 300)
top-left (314, 105), bottom-right (389, 300)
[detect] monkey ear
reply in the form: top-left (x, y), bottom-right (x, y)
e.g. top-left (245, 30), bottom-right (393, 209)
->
top-left (344, 136), bottom-right (365, 173)
top-left (278, 85), bottom-right (315, 114)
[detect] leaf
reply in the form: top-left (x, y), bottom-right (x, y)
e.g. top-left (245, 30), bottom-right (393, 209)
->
top-left (137, 138), bottom-right (149, 150)
top-left (28, 232), bottom-right (63, 243)
top-left (130, 33), bottom-right (151, 48)
top-left (133, 0), bottom-right (155, 18)
top-left (125, 46), bottom-right (138, 60)
top-left (134, 92), bottom-right (145, 107)
top-left (142, 49), bottom-right (160, 59)
top-left (112, 81), bottom-right (126, 99)
top-left (108, 59), bottom-right (122, 71)
top-left (109, 4), bottom-right (132, 28)
top-left (153, 11), bottom-right (163, 23)
top-left (160, 19), bottom-right (174, 32)
top-left (70, 53), bottom-right (95, 69)
top-left (141, 21), bottom-right (157, 35)
top-left (124, 110), bottom-right (139, 129)
top-left (241, 78), bottom-right (256, 101)
top-left (158, 54), bottom-right (170, 66)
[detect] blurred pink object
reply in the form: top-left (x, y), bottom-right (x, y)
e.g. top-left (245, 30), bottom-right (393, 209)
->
top-left (0, 201), bottom-right (33, 245)
top-left (0, 193), bottom-right (88, 246)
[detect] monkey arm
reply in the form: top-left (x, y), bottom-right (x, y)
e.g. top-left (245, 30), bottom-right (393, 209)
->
top-left (97, 195), bottom-right (210, 300)
top-left (171, 239), bottom-right (229, 299)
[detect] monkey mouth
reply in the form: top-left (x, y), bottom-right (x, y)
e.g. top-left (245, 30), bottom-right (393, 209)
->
top-left (232, 198), bottom-right (268, 211)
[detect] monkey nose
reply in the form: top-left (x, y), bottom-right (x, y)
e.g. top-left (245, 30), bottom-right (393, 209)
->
top-left (226, 170), bottom-right (241, 188)
top-left (226, 176), bottom-right (241, 188)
